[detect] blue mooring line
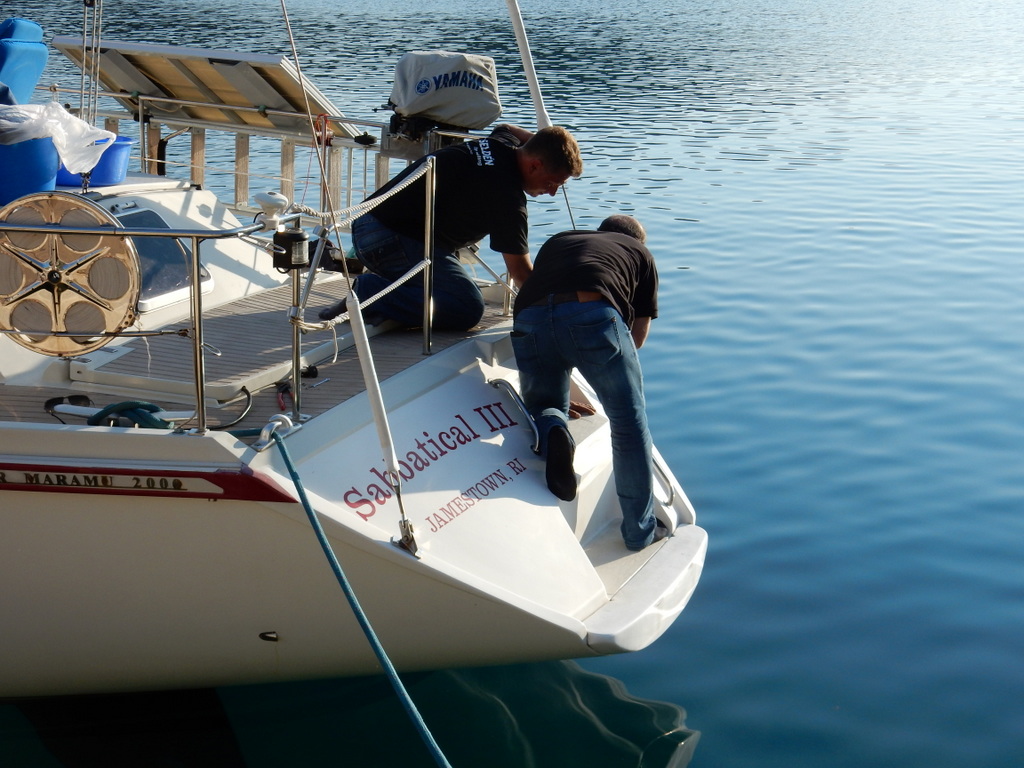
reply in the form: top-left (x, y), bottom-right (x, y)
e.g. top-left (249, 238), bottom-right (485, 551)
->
top-left (271, 432), bottom-right (452, 768)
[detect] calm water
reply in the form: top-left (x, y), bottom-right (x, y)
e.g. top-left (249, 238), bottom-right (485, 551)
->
top-left (4, 0), bottom-right (1024, 766)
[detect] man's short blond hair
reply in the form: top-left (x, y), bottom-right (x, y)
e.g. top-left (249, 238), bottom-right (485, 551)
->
top-left (523, 126), bottom-right (583, 179)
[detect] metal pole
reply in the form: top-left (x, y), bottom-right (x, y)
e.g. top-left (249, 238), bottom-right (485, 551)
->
top-left (290, 268), bottom-right (304, 421)
top-left (422, 156), bottom-right (436, 355)
top-left (188, 235), bottom-right (208, 432)
top-left (505, 0), bottom-right (552, 129)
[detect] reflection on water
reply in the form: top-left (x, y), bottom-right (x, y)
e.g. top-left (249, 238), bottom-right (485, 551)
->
top-left (2, 661), bottom-right (697, 767)
top-left (7, 0), bottom-right (1024, 765)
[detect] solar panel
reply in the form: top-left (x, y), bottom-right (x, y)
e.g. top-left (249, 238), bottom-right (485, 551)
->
top-left (51, 36), bottom-right (358, 138)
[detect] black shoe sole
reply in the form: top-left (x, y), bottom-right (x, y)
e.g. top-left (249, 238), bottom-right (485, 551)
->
top-left (546, 425), bottom-right (577, 501)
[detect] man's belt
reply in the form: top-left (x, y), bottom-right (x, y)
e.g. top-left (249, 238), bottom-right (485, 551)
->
top-left (529, 291), bottom-right (603, 307)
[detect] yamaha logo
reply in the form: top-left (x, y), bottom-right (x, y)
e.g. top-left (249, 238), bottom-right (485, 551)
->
top-left (414, 71), bottom-right (487, 95)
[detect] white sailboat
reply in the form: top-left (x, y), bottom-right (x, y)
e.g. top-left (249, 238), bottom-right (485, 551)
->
top-left (0, 6), bottom-right (706, 698)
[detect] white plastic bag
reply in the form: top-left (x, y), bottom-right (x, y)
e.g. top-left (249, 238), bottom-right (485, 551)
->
top-left (0, 103), bottom-right (49, 143)
top-left (0, 102), bottom-right (115, 173)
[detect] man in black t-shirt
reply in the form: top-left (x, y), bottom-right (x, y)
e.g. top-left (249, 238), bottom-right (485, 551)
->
top-left (511, 215), bottom-right (668, 551)
top-left (321, 124), bottom-right (582, 330)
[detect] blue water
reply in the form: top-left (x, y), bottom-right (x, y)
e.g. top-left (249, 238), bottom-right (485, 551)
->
top-left (4, 0), bottom-right (1024, 765)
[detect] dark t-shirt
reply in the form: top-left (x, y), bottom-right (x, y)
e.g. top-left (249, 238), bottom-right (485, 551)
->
top-left (366, 126), bottom-right (528, 255)
top-left (513, 230), bottom-right (659, 328)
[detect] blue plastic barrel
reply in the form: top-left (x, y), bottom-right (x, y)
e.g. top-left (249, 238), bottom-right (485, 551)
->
top-left (56, 135), bottom-right (135, 187)
top-left (0, 136), bottom-right (59, 205)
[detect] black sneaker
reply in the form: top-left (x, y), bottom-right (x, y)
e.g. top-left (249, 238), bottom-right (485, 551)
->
top-left (318, 297), bottom-right (347, 320)
top-left (626, 520), bottom-right (670, 552)
top-left (545, 425), bottom-right (577, 501)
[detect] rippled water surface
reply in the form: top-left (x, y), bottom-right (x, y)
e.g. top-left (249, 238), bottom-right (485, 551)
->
top-left (3, 0), bottom-right (1024, 766)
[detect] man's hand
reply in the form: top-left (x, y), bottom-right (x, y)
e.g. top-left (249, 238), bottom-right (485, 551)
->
top-left (630, 316), bottom-right (652, 349)
top-left (569, 400), bottom-right (597, 419)
top-left (502, 252), bottom-right (533, 288)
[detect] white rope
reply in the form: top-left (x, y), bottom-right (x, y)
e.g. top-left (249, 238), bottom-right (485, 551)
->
top-left (290, 159), bottom-right (433, 229)
top-left (294, 259), bottom-right (428, 333)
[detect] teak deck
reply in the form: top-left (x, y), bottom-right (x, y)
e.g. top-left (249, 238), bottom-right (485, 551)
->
top-left (0, 275), bottom-right (511, 436)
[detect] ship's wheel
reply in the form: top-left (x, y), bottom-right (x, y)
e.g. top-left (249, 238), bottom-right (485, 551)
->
top-left (0, 192), bottom-right (140, 357)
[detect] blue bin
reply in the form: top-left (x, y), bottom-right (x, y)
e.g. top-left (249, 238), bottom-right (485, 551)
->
top-left (57, 135), bottom-right (134, 187)
top-left (0, 136), bottom-right (59, 206)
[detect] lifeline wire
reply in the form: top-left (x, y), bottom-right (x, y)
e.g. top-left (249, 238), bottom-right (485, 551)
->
top-left (505, 0), bottom-right (577, 230)
top-left (277, 0), bottom-right (350, 271)
top-left (270, 432), bottom-right (452, 768)
top-left (276, 0), bottom-right (419, 551)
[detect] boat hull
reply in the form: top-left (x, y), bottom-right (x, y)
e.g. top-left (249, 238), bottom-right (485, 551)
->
top-left (1, 334), bottom-right (705, 698)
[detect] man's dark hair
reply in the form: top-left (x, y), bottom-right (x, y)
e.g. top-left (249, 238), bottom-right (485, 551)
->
top-left (598, 215), bottom-right (646, 243)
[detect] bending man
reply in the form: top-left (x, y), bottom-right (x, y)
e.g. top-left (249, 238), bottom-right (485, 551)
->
top-left (321, 124), bottom-right (582, 330)
top-left (511, 215), bottom-right (666, 551)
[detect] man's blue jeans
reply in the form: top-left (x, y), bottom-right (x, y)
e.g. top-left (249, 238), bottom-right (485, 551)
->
top-left (350, 214), bottom-right (485, 330)
top-left (511, 298), bottom-right (657, 549)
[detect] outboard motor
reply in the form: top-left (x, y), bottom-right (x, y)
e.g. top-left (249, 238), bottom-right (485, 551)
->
top-left (382, 50), bottom-right (502, 159)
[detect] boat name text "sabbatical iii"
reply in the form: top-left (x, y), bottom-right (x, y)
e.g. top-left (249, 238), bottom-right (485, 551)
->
top-left (343, 400), bottom-right (522, 520)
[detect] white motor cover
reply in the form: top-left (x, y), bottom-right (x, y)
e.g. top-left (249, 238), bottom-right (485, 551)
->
top-left (389, 50), bottom-right (502, 129)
